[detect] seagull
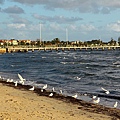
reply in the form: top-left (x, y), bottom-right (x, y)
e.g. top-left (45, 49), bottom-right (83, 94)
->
top-left (72, 94), bottom-right (77, 99)
top-left (92, 95), bottom-right (97, 99)
top-left (76, 76), bottom-right (81, 80)
top-left (43, 84), bottom-right (47, 89)
top-left (18, 73), bottom-right (26, 85)
top-left (60, 90), bottom-right (63, 94)
top-left (49, 93), bottom-right (53, 97)
top-left (9, 79), bottom-right (13, 82)
top-left (113, 101), bottom-right (118, 108)
top-left (29, 86), bottom-right (34, 91)
top-left (52, 87), bottom-right (55, 92)
top-left (41, 84), bottom-right (48, 92)
top-left (93, 97), bottom-right (100, 104)
top-left (6, 78), bottom-right (10, 82)
top-left (41, 89), bottom-right (44, 92)
top-left (101, 87), bottom-right (110, 94)
top-left (14, 81), bottom-right (18, 86)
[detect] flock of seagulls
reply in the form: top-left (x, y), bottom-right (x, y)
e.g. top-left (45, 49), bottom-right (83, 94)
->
top-left (90, 87), bottom-right (118, 108)
top-left (0, 74), bottom-right (119, 108)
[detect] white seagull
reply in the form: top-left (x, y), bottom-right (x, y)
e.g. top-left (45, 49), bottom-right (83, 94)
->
top-left (52, 87), bottom-right (55, 92)
top-left (113, 101), bottom-right (118, 108)
top-left (92, 95), bottom-right (97, 99)
top-left (43, 84), bottom-right (47, 89)
top-left (18, 73), bottom-right (26, 85)
top-left (14, 81), bottom-right (18, 86)
top-left (49, 93), bottom-right (53, 97)
top-left (29, 86), bottom-right (34, 91)
top-left (72, 94), bottom-right (78, 99)
top-left (60, 90), bottom-right (63, 94)
top-left (41, 84), bottom-right (47, 92)
top-left (93, 97), bottom-right (100, 104)
top-left (101, 87), bottom-right (110, 94)
top-left (6, 78), bottom-right (10, 82)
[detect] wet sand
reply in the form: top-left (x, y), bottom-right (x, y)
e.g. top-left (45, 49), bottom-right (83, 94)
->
top-left (0, 81), bottom-right (120, 120)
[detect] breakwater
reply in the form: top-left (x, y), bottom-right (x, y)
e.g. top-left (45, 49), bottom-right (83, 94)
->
top-left (5, 46), bottom-right (120, 53)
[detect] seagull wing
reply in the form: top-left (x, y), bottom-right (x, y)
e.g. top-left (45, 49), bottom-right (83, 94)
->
top-left (18, 73), bottom-right (25, 81)
top-left (101, 87), bottom-right (107, 92)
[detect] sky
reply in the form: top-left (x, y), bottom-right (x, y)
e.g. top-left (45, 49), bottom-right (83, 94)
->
top-left (0, 0), bottom-right (120, 42)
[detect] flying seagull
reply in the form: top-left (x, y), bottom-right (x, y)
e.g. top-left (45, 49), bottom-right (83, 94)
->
top-left (101, 87), bottom-right (110, 94)
top-left (18, 73), bottom-right (26, 85)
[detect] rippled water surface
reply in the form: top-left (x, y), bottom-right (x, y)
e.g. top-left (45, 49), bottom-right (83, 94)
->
top-left (0, 50), bottom-right (120, 108)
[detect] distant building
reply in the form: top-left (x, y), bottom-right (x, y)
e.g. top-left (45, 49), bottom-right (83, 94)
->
top-left (9, 39), bottom-right (18, 45)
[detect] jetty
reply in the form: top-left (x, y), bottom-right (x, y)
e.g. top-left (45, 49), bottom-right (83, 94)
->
top-left (4, 46), bottom-right (120, 53)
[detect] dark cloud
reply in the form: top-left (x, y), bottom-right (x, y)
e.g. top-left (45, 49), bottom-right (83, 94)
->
top-left (33, 14), bottom-right (83, 24)
top-left (2, 5), bottom-right (24, 14)
top-left (11, 0), bottom-right (120, 14)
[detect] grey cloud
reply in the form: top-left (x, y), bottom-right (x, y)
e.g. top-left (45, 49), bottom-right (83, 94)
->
top-left (11, 0), bottom-right (120, 14)
top-left (9, 14), bottom-right (31, 24)
top-left (33, 14), bottom-right (83, 24)
top-left (2, 5), bottom-right (24, 14)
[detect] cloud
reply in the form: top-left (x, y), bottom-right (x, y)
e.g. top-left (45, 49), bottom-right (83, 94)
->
top-left (2, 5), bottom-right (24, 14)
top-left (80, 24), bottom-right (96, 31)
top-left (7, 23), bottom-right (26, 29)
top-left (32, 14), bottom-right (83, 24)
top-left (9, 14), bottom-right (31, 24)
top-left (107, 21), bottom-right (120, 32)
top-left (11, 0), bottom-right (120, 14)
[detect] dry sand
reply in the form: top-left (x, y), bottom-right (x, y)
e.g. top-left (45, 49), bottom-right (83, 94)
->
top-left (0, 81), bottom-right (120, 120)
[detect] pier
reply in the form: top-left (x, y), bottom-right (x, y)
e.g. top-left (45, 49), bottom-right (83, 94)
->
top-left (5, 46), bottom-right (120, 53)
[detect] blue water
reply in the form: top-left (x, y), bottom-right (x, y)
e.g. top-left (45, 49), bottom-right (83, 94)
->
top-left (0, 50), bottom-right (120, 109)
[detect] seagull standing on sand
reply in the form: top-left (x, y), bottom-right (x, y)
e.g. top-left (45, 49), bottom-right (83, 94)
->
top-left (93, 97), bottom-right (100, 104)
top-left (41, 84), bottom-right (47, 92)
top-left (29, 86), bottom-right (34, 91)
top-left (113, 101), bottom-right (118, 108)
top-left (72, 94), bottom-right (78, 99)
top-left (6, 78), bottom-right (10, 82)
top-left (52, 87), bottom-right (55, 92)
top-left (18, 73), bottom-right (26, 85)
top-left (92, 95), bottom-right (97, 99)
top-left (49, 93), bottom-right (53, 97)
top-left (43, 84), bottom-right (47, 89)
top-left (60, 90), bottom-right (62, 94)
top-left (14, 81), bottom-right (18, 86)
top-left (101, 87), bottom-right (110, 94)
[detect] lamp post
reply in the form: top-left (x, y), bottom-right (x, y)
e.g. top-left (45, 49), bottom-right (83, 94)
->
top-left (66, 28), bottom-right (68, 46)
top-left (39, 22), bottom-right (42, 47)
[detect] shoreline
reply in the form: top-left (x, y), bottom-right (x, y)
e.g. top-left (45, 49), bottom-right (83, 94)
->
top-left (0, 80), bottom-right (120, 120)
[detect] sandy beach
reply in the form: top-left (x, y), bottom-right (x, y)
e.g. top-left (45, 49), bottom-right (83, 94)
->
top-left (0, 81), bottom-right (119, 120)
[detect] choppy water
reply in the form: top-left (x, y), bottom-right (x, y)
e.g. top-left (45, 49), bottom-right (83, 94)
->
top-left (0, 49), bottom-right (120, 109)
